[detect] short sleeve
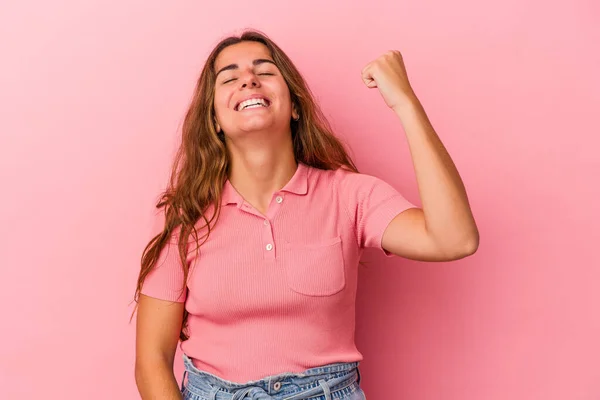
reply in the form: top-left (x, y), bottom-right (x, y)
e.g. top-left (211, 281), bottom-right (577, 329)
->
top-left (140, 213), bottom-right (188, 302)
top-left (337, 168), bottom-right (418, 256)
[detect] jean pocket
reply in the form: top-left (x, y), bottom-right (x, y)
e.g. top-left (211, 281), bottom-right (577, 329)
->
top-left (281, 236), bottom-right (346, 296)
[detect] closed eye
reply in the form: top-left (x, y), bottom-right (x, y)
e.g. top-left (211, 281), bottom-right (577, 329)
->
top-left (221, 71), bottom-right (275, 85)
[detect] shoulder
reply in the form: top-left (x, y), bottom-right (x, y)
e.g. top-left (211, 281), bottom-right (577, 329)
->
top-left (306, 165), bottom-right (401, 209)
top-left (330, 166), bottom-right (393, 195)
top-left (306, 164), bottom-right (381, 188)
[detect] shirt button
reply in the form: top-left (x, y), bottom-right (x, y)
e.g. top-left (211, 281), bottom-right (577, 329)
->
top-left (276, 196), bottom-right (283, 204)
top-left (266, 244), bottom-right (273, 251)
top-left (273, 382), bottom-right (282, 391)
top-left (263, 220), bottom-right (269, 226)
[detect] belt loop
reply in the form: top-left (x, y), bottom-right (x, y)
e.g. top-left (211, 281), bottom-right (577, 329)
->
top-left (180, 370), bottom-right (188, 392)
top-left (318, 379), bottom-right (332, 400)
top-left (209, 386), bottom-right (220, 400)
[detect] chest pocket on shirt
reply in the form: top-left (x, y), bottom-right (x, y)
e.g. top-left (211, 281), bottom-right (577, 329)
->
top-left (280, 236), bottom-right (346, 296)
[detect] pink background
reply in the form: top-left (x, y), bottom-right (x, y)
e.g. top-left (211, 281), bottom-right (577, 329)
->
top-left (1, 1), bottom-right (599, 399)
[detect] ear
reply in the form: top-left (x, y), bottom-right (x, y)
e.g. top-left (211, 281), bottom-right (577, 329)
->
top-left (215, 119), bottom-right (221, 133)
top-left (292, 104), bottom-right (299, 121)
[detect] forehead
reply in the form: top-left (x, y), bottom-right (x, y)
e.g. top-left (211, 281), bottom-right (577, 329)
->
top-left (214, 41), bottom-right (273, 71)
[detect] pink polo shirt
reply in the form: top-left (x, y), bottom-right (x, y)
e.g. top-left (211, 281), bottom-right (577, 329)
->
top-left (141, 163), bottom-right (417, 383)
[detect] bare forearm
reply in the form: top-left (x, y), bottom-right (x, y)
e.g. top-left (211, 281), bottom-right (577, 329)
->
top-left (135, 361), bottom-right (182, 400)
top-left (393, 95), bottom-right (479, 252)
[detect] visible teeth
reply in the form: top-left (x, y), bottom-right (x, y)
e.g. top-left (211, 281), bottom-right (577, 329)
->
top-left (238, 98), bottom-right (268, 110)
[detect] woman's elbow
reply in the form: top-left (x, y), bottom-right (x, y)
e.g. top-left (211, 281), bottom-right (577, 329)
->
top-left (439, 229), bottom-right (479, 261)
top-left (456, 230), bottom-right (479, 259)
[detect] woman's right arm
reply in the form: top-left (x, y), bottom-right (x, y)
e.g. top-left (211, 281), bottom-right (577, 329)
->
top-left (135, 294), bottom-right (185, 400)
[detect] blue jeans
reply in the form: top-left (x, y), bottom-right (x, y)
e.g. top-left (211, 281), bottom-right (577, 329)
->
top-left (181, 354), bottom-right (366, 400)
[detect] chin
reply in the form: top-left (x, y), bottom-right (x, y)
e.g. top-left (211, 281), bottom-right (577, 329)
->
top-left (237, 123), bottom-right (271, 133)
top-left (236, 116), bottom-right (277, 133)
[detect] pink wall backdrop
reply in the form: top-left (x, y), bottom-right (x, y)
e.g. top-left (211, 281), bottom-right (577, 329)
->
top-left (1, 1), bottom-right (598, 399)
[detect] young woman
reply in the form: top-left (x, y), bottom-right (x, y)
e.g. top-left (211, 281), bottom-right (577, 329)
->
top-left (134, 29), bottom-right (479, 400)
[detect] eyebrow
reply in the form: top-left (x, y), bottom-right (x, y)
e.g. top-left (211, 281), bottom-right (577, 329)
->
top-left (215, 59), bottom-right (276, 77)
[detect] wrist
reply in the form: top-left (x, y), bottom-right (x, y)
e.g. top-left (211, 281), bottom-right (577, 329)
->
top-left (392, 92), bottom-right (420, 115)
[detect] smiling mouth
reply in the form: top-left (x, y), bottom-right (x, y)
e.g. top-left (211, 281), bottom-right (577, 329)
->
top-left (235, 97), bottom-right (271, 111)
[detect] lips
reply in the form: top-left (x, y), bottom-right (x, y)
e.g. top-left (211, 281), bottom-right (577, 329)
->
top-left (234, 95), bottom-right (271, 111)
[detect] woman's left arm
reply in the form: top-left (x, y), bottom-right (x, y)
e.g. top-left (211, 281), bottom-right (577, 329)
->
top-left (361, 50), bottom-right (479, 261)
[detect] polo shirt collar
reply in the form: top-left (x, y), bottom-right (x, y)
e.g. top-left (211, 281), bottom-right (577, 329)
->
top-left (221, 162), bottom-right (308, 207)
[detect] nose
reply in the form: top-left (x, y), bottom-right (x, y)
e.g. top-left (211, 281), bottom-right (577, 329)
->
top-left (239, 71), bottom-right (260, 89)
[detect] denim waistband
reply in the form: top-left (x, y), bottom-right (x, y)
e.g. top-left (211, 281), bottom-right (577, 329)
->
top-left (181, 354), bottom-right (362, 400)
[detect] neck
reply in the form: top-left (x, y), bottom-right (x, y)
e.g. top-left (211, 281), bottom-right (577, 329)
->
top-left (226, 134), bottom-right (297, 212)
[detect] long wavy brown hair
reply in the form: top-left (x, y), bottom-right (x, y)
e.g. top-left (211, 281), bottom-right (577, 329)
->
top-left (134, 29), bottom-right (359, 341)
